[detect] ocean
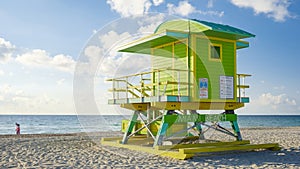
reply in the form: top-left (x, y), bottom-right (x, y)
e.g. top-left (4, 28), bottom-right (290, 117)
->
top-left (0, 115), bottom-right (299, 135)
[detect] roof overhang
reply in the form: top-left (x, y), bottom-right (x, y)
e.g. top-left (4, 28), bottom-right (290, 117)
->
top-left (236, 40), bottom-right (250, 49)
top-left (118, 30), bottom-right (188, 55)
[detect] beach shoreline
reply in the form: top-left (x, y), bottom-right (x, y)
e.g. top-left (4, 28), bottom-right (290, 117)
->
top-left (1, 127), bottom-right (299, 168)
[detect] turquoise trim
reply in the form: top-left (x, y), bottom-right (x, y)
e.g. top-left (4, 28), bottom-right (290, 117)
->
top-left (237, 97), bottom-right (250, 103)
top-left (166, 31), bottom-right (188, 38)
top-left (236, 41), bottom-right (249, 49)
top-left (108, 96), bottom-right (190, 105)
top-left (194, 19), bottom-right (255, 38)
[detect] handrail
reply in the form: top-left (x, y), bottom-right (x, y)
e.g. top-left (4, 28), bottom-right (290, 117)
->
top-left (237, 73), bottom-right (251, 103)
top-left (106, 68), bottom-right (190, 81)
top-left (107, 68), bottom-right (191, 100)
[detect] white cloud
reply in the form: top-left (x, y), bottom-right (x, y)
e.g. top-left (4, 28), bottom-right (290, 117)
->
top-left (96, 51), bottom-right (150, 77)
top-left (0, 38), bottom-right (75, 115)
top-left (273, 85), bottom-right (285, 90)
top-left (0, 84), bottom-right (74, 114)
top-left (152, 0), bottom-right (164, 6)
top-left (83, 30), bottom-right (151, 77)
top-left (137, 13), bottom-right (166, 33)
top-left (230, 0), bottom-right (293, 22)
top-left (1, 84), bottom-right (13, 94)
top-left (0, 84), bottom-right (30, 107)
top-left (84, 45), bottom-right (103, 64)
top-left (80, 18), bottom-right (162, 78)
top-left (80, 31), bottom-right (132, 75)
top-left (15, 90), bottom-right (24, 96)
top-left (99, 31), bottom-right (131, 52)
top-left (241, 92), bottom-right (299, 114)
top-left (98, 55), bottom-right (118, 76)
top-left (0, 38), bottom-right (14, 49)
top-left (112, 53), bottom-right (151, 76)
top-left (16, 49), bottom-right (51, 66)
top-left (138, 24), bottom-right (160, 34)
top-left (138, 13), bottom-right (166, 26)
top-left (0, 37), bottom-right (15, 63)
top-left (84, 49), bottom-right (100, 62)
top-left (207, 0), bottom-right (214, 8)
top-left (51, 54), bottom-right (76, 72)
top-left (0, 37), bottom-right (76, 74)
top-left (257, 93), bottom-right (297, 109)
top-left (106, 0), bottom-right (152, 17)
top-left (74, 45), bottom-right (102, 76)
top-left (167, 1), bottom-right (196, 17)
top-left (0, 69), bottom-right (4, 76)
top-left (15, 49), bottom-right (75, 73)
top-left (197, 10), bottom-right (224, 17)
top-left (167, 1), bottom-right (224, 17)
top-left (106, 0), bottom-right (223, 18)
top-left (12, 96), bottom-right (30, 103)
top-left (56, 78), bottom-right (65, 85)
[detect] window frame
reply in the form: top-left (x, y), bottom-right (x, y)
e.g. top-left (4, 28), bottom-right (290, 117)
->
top-left (209, 43), bottom-right (222, 62)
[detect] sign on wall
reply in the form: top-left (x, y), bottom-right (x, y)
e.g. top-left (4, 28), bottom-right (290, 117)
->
top-left (220, 76), bottom-right (234, 99)
top-left (199, 78), bottom-right (208, 99)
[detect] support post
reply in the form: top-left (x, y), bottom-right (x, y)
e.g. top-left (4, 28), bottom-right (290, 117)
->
top-left (190, 110), bottom-right (204, 139)
top-left (147, 107), bottom-right (151, 138)
top-left (122, 111), bottom-right (138, 144)
top-left (177, 70), bottom-right (180, 96)
top-left (231, 121), bottom-right (242, 141)
top-left (112, 80), bottom-right (115, 100)
top-left (158, 71), bottom-right (160, 98)
top-left (187, 20), bottom-right (191, 102)
top-left (138, 111), bottom-right (155, 140)
top-left (153, 111), bottom-right (168, 147)
top-left (195, 122), bottom-right (204, 139)
top-left (238, 74), bottom-right (241, 102)
top-left (126, 77), bottom-right (128, 103)
top-left (153, 122), bottom-right (168, 147)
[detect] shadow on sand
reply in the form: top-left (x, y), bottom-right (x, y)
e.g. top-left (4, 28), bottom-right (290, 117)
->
top-left (189, 148), bottom-right (300, 167)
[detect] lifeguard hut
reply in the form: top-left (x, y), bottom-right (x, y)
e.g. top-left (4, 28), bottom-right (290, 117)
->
top-left (102, 19), bottom-right (279, 159)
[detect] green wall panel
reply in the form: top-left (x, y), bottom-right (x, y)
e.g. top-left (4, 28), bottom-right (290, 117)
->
top-left (194, 37), bottom-right (235, 101)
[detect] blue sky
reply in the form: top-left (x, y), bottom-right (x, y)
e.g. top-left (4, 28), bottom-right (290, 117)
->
top-left (0, 0), bottom-right (299, 115)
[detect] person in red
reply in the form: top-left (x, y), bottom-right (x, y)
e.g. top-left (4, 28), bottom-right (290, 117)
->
top-left (15, 123), bottom-right (20, 135)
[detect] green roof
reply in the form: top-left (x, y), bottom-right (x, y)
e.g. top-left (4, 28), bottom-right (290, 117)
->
top-left (194, 19), bottom-right (255, 39)
top-left (118, 30), bottom-right (187, 54)
top-left (155, 19), bottom-right (255, 40)
top-left (118, 19), bottom-right (255, 54)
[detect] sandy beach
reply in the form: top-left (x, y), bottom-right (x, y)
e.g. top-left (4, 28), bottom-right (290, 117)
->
top-left (1, 127), bottom-right (299, 168)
